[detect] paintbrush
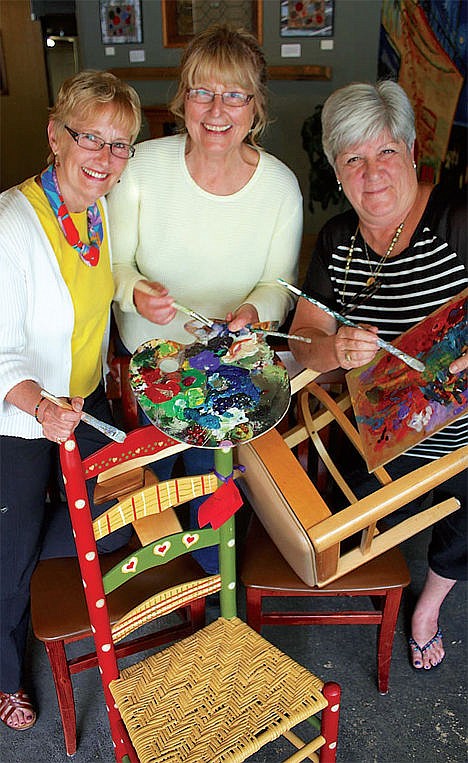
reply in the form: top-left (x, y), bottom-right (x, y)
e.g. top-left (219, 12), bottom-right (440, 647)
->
top-left (277, 279), bottom-right (426, 373)
top-left (134, 281), bottom-right (214, 329)
top-left (40, 390), bottom-right (127, 443)
top-left (172, 302), bottom-right (214, 329)
top-left (252, 329), bottom-right (314, 344)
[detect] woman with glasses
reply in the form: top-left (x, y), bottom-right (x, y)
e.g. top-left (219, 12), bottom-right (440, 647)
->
top-left (289, 80), bottom-right (467, 672)
top-left (0, 70), bottom-right (141, 730)
top-left (108, 25), bottom-right (302, 573)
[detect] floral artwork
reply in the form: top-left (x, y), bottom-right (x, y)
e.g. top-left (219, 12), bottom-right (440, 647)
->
top-left (280, 0), bottom-right (334, 37)
top-left (346, 290), bottom-right (467, 471)
top-left (129, 323), bottom-right (291, 448)
top-left (100, 1), bottom-right (142, 44)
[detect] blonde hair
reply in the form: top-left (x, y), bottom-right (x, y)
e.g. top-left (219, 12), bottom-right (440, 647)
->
top-left (48, 70), bottom-right (141, 162)
top-left (170, 25), bottom-right (268, 146)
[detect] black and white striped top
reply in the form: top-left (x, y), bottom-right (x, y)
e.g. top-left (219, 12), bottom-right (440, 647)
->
top-left (303, 183), bottom-right (467, 460)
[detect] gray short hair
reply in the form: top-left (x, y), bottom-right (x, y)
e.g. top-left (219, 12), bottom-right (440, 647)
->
top-left (321, 80), bottom-right (416, 167)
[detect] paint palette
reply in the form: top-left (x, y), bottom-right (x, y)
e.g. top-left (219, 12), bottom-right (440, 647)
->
top-left (129, 323), bottom-right (291, 448)
top-left (346, 289), bottom-right (468, 471)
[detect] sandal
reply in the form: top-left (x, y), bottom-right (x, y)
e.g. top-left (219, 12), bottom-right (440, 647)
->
top-left (409, 628), bottom-right (445, 671)
top-left (0, 689), bottom-right (37, 730)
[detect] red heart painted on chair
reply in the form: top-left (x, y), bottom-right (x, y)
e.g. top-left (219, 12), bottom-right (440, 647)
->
top-left (182, 533), bottom-right (199, 549)
top-left (153, 541), bottom-right (171, 557)
top-left (122, 557), bottom-right (138, 573)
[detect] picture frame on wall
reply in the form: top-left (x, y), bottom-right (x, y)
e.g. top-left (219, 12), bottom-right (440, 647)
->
top-left (280, 0), bottom-right (334, 37)
top-left (100, 0), bottom-right (143, 44)
top-left (161, 0), bottom-right (263, 47)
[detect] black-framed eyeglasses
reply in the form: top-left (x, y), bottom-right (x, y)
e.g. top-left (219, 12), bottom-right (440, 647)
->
top-left (64, 125), bottom-right (135, 159)
top-left (186, 88), bottom-right (254, 107)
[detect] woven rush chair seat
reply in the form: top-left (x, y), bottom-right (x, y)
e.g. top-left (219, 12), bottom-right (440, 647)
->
top-left (111, 616), bottom-right (329, 763)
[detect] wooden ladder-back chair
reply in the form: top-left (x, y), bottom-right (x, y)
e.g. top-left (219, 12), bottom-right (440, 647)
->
top-left (31, 426), bottom-right (206, 756)
top-left (238, 379), bottom-right (466, 692)
top-left (59, 427), bottom-right (341, 763)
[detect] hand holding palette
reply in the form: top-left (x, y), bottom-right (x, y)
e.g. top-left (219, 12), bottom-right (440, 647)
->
top-left (129, 322), bottom-right (291, 448)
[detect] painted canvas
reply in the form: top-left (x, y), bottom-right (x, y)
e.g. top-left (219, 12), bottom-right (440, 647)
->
top-left (129, 323), bottom-right (291, 448)
top-left (346, 290), bottom-right (467, 471)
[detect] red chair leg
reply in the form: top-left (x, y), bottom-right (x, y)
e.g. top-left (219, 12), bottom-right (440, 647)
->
top-left (319, 681), bottom-right (341, 763)
top-left (376, 587), bottom-right (404, 694)
top-left (245, 588), bottom-right (263, 632)
top-left (44, 640), bottom-right (77, 756)
top-left (189, 598), bottom-right (206, 631)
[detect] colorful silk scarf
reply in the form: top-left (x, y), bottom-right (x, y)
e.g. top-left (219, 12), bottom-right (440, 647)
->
top-left (40, 163), bottom-right (103, 267)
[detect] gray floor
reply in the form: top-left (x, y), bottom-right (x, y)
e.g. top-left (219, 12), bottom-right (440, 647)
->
top-left (1, 525), bottom-right (466, 763)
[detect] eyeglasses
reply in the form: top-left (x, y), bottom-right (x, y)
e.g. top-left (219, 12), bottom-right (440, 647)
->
top-left (186, 88), bottom-right (254, 107)
top-left (64, 125), bottom-right (135, 159)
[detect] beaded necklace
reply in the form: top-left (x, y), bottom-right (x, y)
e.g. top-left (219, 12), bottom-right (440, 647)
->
top-left (341, 220), bottom-right (405, 307)
top-left (40, 163), bottom-right (103, 267)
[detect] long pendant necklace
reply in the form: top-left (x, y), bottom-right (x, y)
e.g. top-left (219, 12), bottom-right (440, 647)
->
top-left (40, 163), bottom-right (103, 267)
top-left (362, 220), bottom-right (405, 286)
top-left (341, 220), bottom-right (405, 305)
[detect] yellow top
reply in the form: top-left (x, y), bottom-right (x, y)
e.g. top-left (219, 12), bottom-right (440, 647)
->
top-left (20, 175), bottom-right (113, 397)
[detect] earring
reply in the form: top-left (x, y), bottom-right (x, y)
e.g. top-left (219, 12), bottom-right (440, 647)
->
top-left (54, 154), bottom-right (60, 168)
top-left (337, 179), bottom-right (342, 192)
top-left (413, 161), bottom-right (417, 170)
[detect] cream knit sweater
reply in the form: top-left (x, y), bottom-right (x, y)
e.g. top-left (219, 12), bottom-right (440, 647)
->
top-left (108, 134), bottom-right (303, 351)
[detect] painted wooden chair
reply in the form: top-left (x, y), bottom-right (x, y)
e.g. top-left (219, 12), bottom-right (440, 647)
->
top-left (58, 425), bottom-right (341, 763)
top-left (30, 426), bottom-right (205, 756)
top-left (238, 378), bottom-right (466, 692)
top-left (238, 380), bottom-right (466, 588)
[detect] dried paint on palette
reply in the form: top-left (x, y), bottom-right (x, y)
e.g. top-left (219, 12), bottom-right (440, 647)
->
top-left (129, 322), bottom-right (291, 448)
top-left (346, 290), bottom-right (467, 471)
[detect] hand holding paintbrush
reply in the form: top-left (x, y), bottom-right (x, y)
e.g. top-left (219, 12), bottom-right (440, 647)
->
top-left (277, 279), bottom-right (425, 372)
top-left (40, 390), bottom-right (126, 443)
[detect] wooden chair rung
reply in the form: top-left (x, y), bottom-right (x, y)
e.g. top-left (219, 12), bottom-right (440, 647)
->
top-left (316, 497), bottom-right (460, 585)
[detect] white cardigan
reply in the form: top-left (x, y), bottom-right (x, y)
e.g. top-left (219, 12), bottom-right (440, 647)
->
top-left (0, 187), bottom-right (110, 439)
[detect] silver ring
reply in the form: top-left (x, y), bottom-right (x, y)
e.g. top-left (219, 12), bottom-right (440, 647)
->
top-left (56, 436), bottom-right (64, 444)
top-left (345, 352), bottom-right (351, 363)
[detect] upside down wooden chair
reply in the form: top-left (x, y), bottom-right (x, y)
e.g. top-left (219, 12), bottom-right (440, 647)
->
top-left (238, 380), bottom-right (467, 692)
top-left (58, 425), bottom-right (341, 763)
top-left (30, 426), bottom-right (205, 756)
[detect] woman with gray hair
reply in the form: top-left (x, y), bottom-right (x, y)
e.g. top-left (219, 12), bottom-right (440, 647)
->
top-left (290, 80), bottom-right (467, 672)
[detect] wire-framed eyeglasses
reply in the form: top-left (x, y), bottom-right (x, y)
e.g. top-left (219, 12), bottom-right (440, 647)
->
top-left (64, 125), bottom-right (135, 159)
top-left (186, 88), bottom-right (254, 107)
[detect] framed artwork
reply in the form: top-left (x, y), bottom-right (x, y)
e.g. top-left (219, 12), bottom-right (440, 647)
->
top-left (100, 0), bottom-right (143, 44)
top-left (346, 290), bottom-right (468, 472)
top-left (161, 0), bottom-right (263, 47)
top-left (0, 32), bottom-right (8, 95)
top-left (280, 0), bottom-right (334, 37)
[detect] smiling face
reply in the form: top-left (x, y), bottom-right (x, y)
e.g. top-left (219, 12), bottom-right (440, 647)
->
top-left (47, 105), bottom-right (132, 212)
top-left (184, 81), bottom-right (256, 158)
top-left (335, 131), bottom-right (418, 229)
